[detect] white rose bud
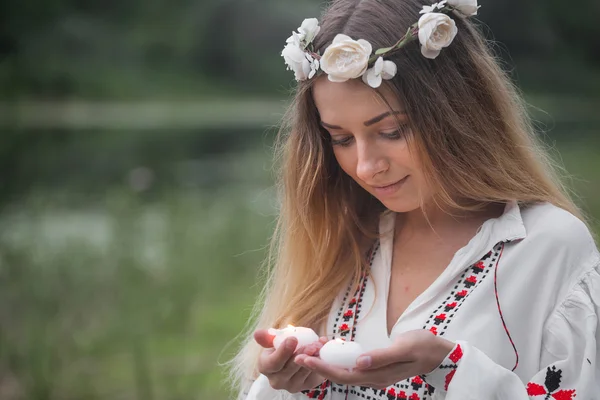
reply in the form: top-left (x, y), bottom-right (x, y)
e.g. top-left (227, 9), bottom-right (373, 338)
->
top-left (417, 12), bottom-right (458, 59)
top-left (447, 0), bottom-right (479, 16)
top-left (298, 18), bottom-right (321, 45)
top-left (282, 43), bottom-right (312, 81)
top-left (320, 34), bottom-right (373, 83)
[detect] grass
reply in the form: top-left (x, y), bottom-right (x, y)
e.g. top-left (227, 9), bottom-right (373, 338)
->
top-left (0, 187), bottom-right (274, 400)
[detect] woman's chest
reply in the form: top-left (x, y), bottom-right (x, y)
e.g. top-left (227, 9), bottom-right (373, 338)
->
top-left (387, 257), bottom-right (452, 336)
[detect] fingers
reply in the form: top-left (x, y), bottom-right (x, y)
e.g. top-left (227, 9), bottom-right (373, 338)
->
top-left (276, 345), bottom-right (305, 381)
top-left (263, 343), bottom-right (323, 392)
top-left (298, 341), bottom-right (323, 357)
top-left (289, 366), bottom-right (314, 390)
top-left (296, 356), bottom-right (360, 385)
top-left (297, 355), bottom-right (411, 388)
top-left (281, 357), bottom-right (323, 393)
top-left (254, 329), bottom-right (275, 349)
top-left (288, 352), bottom-right (325, 393)
top-left (259, 337), bottom-right (298, 374)
top-left (355, 341), bottom-right (416, 370)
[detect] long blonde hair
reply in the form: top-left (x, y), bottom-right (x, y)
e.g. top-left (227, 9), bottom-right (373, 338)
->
top-left (227, 0), bottom-right (582, 395)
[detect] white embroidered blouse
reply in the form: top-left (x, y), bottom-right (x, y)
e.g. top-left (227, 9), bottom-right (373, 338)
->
top-left (245, 202), bottom-right (600, 400)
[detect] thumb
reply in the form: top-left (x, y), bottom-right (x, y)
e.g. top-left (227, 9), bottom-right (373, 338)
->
top-left (254, 329), bottom-right (275, 349)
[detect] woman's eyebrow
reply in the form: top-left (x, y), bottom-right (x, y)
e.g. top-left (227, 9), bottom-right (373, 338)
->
top-left (363, 110), bottom-right (405, 126)
top-left (320, 110), bottom-right (405, 129)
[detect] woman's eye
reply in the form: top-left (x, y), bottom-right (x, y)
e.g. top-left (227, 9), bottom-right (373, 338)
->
top-left (381, 124), bottom-right (410, 140)
top-left (331, 136), bottom-right (353, 147)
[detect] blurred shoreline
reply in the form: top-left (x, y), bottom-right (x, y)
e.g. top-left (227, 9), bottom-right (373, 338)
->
top-left (1, 95), bottom-right (599, 130)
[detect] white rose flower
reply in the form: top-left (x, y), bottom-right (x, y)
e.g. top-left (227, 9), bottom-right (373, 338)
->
top-left (320, 34), bottom-right (373, 82)
top-left (417, 12), bottom-right (458, 59)
top-left (298, 18), bottom-right (321, 45)
top-left (281, 43), bottom-right (319, 81)
top-left (447, 0), bottom-right (479, 16)
top-left (286, 31), bottom-right (302, 47)
top-left (282, 43), bottom-right (307, 80)
top-left (362, 57), bottom-right (397, 88)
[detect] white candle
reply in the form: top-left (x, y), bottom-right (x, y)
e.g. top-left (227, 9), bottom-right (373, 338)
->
top-left (268, 325), bottom-right (319, 351)
top-left (320, 338), bottom-right (364, 369)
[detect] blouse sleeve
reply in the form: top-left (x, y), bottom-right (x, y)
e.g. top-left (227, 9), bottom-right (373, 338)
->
top-left (423, 263), bottom-right (600, 399)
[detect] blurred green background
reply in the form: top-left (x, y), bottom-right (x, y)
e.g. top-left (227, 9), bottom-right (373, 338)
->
top-left (0, 0), bottom-right (599, 399)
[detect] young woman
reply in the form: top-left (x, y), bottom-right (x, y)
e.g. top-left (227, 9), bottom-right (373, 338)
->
top-left (230, 0), bottom-right (600, 398)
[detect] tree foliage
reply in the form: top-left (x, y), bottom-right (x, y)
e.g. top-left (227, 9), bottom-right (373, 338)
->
top-left (1, 0), bottom-right (598, 99)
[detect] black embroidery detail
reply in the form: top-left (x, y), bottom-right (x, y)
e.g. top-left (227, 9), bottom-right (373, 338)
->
top-left (544, 366), bottom-right (562, 393)
top-left (301, 381), bottom-right (329, 399)
top-left (526, 366), bottom-right (577, 399)
top-left (410, 376), bottom-right (424, 391)
top-left (422, 243), bottom-right (502, 337)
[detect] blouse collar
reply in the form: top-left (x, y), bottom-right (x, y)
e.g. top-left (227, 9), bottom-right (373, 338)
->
top-left (481, 200), bottom-right (527, 244)
top-left (378, 200), bottom-right (528, 276)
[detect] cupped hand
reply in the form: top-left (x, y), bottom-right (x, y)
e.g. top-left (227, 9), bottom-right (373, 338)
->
top-left (254, 329), bottom-right (328, 393)
top-left (294, 330), bottom-right (454, 389)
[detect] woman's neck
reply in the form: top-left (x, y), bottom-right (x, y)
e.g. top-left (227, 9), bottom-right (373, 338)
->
top-left (397, 202), bottom-right (505, 237)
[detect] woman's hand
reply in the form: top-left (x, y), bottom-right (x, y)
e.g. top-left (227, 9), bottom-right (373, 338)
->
top-left (254, 329), bottom-right (327, 393)
top-left (294, 330), bottom-right (454, 389)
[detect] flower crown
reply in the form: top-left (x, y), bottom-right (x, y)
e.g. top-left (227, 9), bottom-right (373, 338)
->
top-left (281, 0), bottom-right (480, 88)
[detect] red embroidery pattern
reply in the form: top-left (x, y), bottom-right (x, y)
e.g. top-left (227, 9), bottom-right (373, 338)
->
top-left (432, 344), bottom-right (464, 390)
top-left (302, 242), bottom-right (379, 399)
top-left (455, 289), bottom-right (468, 299)
top-left (464, 275), bottom-right (477, 287)
top-left (422, 245), bottom-right (502, 337)
top-left (444, 302), bottom-right (457, 311)
top-left (448, 344), bottom-right (463, 363)
top-left (338, 383), bottom-right (435, 400)
top-left (434, 313), bottom-right (446, 324)
top-left (424, 344), bottom-right (463, 391)
top-left (473, 261), bottom-right (485, 271)
top-left (526, 366), bottom-right (577, 400)
top-left (336, 263), bottom-right (371, 340)
top-left (339, 323), bottom-right (350, 335)
top-left (303, 381), bottom-right (329, 400)
top-left (343, 310), bottom-right (354, 321)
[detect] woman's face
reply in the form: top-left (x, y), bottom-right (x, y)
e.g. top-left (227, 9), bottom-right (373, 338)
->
top-left (312, 78), bottom-right (433, 213)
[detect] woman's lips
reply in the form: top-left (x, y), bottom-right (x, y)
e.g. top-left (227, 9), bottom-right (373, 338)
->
top-left (372, 176), bottom-right (409, 196)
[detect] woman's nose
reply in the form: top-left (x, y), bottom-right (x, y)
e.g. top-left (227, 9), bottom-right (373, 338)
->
top-left (355, 143), bottom-right (387, 182)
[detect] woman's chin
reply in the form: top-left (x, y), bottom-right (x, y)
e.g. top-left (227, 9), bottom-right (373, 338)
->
top-left (379, 198), bottom-right (422, 213)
